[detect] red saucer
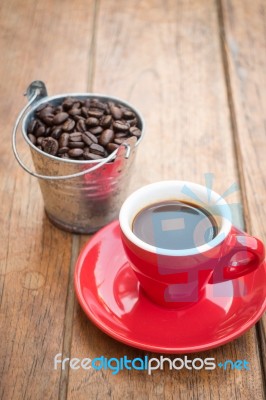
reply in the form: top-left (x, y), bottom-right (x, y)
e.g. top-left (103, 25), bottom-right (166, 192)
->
top-left (74, 221), bottom-right (266, 353)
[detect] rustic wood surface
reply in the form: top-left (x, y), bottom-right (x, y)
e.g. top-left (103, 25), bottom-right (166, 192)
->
top-left (0, 0), bottom-right (265, 399)
top-left (220, 0), bottom-right (266, 374)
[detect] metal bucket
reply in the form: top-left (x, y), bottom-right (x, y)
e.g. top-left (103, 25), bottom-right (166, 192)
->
top-left (12, 81), bottom-right (145, 233)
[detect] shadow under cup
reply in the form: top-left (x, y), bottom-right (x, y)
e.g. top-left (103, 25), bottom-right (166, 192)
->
top-left (119, 181), bottom-right (264, 309)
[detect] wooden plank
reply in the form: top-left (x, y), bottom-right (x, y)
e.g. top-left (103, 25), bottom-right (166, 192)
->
top-left (68, 0), bottom-right (265, 399)
top-left (220, 0), bottom-right (266, 381)
top-left (0, 0), bottom-right (95, 398)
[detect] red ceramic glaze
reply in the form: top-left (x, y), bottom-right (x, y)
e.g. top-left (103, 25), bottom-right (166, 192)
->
top-left (119, 181), bottom-right (265, 308)
top-left (120, 226), bottom-right (265, 308)
top-left (74, 221), bottom-right (266, 353)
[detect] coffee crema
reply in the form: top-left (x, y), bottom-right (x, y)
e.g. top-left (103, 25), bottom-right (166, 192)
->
top-left (132, 200), bottom-right (218, 250)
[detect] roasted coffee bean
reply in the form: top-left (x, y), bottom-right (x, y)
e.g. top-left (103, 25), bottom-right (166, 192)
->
top-left (81, 107), bottom-right (89, 118)
top-left (128, 118), bottom-right (138, 127)
top-left (69, 141), bottom-right (85, 149)
top-left (69, 131), bottom-right (82, 139)
top-left (99, 129), bottom-right (114, 146)
top-left (37, 136), bottom-right (45, 145)
top-left (55, 105), bottom-right (63, 113)
top-left (37, 106), bottom-right (55, 119)
top-left (72, 101), bottom-right (81, 109)
top-left (82, 132), bottom-right (98, 145)
top-left (100, 115), bottom-right (112, 128)
top-left (90, 143), bottom-right (105, 156)
top-left (35, 125), bottom-right (46, 138)
top-left (84, 99), bottom-right (90, 108)
top-left (82, 150), bottom-right (90, 159)
top-left (73, 115), bottom-right (86, 122)
top-left (69, 131), bottom-right (82, 137)
top-left (59, 133), bottom-right (70, 148)
top-left (113, 121), bottom-right (129, 132)
top-left (39, 107), bottom-right (54, 119)
top-left (51, 127), bottom-right (62, 139)
top-left (88, 109), bottom-right (104, 118)
top-left (82, 134), bottom-right (92, 146)
top-left (36, 103), bottom-right (48, 113)
top-left (69, 132), bottom-right (82, 141)
top-left (115, 132), bottom-right (129, 138)
top-left (106, 143), bottom-right (119, 153)
top-left (69, 136), bottom-right (82, 142)
top-left (68, 148), bottom-right (83, 157)
top-left (40, 113), bottom-right (54, 126)
top-left (62, 98), bottom-right (75, 110)
top-left (87, 132), bottom-right (98, 143)
top-left (81, 136), bottom-right (90, 147)
top-left (130, 126), bottom-right (142, 137)
top-left (45, 127), bottom-right (52, 136)
top-left (123, 110), bottom-right (135, 119)
top-left (114, 138), bottom-right (126, 145)
top-left (62, 118), bottom-right (75, 132)
top-left (89, 126), bottom-right (103, 135)
top-left (69, 108), bottom-right (81, 117)
top-left (58, 147), bottom-right (69, 154)
top-left (27, 96), bottom-right (141, 161)
top-left (90, 100), bottom-right (107, 111)
top-left (76, 119), bottom-right (86, 132)
top-left (28, 134), bottom-right (37, 145)
top-left (41, 138), bottom-right (48, 147)
top-left (83, 151), bottom-right (104, 160)
top-left (86, 117), bottom-right (99, 127)
top-left (109, 104), bottom-right (123, 120)
top-left (42, 137), bottom-right (59, 156)
top-left (53, 112), bottom-right (69, 125)
top-left (28, 119), bottom-right (38, 133)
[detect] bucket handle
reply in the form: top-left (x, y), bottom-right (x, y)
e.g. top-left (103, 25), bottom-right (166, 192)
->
top-left (12, 85), bottom-right (131, 180)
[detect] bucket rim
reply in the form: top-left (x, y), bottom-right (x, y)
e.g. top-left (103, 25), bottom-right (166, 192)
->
top-left (21, 92), bottom-right (145, 165)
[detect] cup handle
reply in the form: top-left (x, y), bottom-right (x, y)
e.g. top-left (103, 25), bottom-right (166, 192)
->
top-left (210, 233), bottom-right (265, 283)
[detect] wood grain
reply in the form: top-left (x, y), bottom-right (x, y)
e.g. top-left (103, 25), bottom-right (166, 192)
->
top-left (0, 0), bottom-right (265, 399)
top-left (67, 0), bottom-right (265, 399)
top-left (220, 0), bottom-right (266, 383)
top-left (0, 0), bottom-right (95, 399)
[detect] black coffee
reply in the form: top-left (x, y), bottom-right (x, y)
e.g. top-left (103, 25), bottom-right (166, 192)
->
top-left (132, 200), bottom-right (218, 250)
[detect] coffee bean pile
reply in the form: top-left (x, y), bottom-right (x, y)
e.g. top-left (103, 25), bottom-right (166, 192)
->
top-left (27, 97), bottom-right (142, 160)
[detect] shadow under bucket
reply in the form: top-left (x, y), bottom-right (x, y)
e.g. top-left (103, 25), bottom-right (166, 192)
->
top-left (12, 81), bottom-right (145, 234)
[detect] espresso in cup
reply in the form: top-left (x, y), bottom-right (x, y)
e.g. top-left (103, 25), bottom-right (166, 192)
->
top-left (132, 200), bottom-right (218, 250)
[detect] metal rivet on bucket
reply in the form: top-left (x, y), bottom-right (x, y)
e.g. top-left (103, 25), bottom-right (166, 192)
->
top-left (12, 81), bottom-right (145, 233)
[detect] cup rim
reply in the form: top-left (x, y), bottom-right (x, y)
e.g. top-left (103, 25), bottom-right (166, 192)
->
top-left (119, 180), bottom-right (232, 256)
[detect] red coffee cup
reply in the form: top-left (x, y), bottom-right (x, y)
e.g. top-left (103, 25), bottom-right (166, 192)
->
top-left (119, 181), bottom-right (265, 309)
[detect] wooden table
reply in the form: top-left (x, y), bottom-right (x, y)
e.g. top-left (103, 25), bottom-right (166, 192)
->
top-left (1, 0), bottom-right (265, 399)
